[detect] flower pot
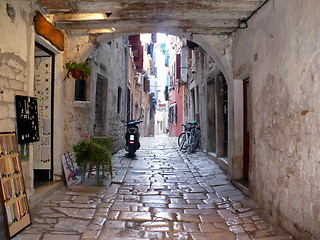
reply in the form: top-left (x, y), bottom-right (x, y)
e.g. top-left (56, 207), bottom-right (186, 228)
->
top-left (71, 70), bottom-right (81, 79)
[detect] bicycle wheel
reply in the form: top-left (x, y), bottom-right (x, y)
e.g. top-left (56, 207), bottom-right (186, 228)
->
top-left (193, 133), bottom-right (200, 150)
top-left (187, 134), bottom-right (197, 153)
top-left (178, 132), bottom-right (187, 150)
top-left (178, 132), bottom-right (184, 147)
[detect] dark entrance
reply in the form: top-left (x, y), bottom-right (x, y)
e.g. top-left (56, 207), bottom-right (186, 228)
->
top-left (243, 78), bottom-right (250, 181)
top-left (94, 75), bottom-right (105, 134)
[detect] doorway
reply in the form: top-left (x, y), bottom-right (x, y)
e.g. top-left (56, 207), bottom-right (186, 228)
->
top-left (206, 79), bottom-right (216, 152)
top-left (33, 43), bottom-right (55, 187)
top-left (243, 78), bottom-right (250, 181)
top-left (94, 75), bottom-right (106, 134)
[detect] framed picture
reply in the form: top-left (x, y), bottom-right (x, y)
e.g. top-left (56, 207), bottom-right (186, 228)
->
top-left (61, 152), bottom-right (81, 187)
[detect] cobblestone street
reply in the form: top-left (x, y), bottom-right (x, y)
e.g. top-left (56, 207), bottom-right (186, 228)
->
top-left (13, 136), bottom-right (293, 240)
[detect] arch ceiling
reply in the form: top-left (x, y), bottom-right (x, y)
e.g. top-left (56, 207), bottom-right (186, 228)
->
top-left (38, 0), bottom-right (268, 36)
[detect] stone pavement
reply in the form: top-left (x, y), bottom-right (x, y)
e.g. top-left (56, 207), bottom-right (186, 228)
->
top-left (13, 136), bottom-right (293, 240)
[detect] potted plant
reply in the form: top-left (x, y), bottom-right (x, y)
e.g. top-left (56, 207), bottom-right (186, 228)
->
top-left (64, 60), bottom-right (91, 81)
top-left (73, 138), bottom-right (112, 185)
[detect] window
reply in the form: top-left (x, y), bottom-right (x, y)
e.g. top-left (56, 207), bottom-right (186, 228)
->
top-left (74, 79), bottom-right (86, 101)
top-left (117, 87), bottom-right (122, 114)
top-left (169, 104), bottom-right (177, 124)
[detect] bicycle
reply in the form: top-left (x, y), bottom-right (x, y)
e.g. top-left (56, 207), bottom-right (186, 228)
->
top-left (178, 121), bottom-right (200, 153)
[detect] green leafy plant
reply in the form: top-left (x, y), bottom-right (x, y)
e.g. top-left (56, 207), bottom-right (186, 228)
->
top-left (73, 138), bottom-right (111, 166)
top-left (73, 138), bottom-right (112, 185)
top-left (64, 60), bottom-right (91, 81)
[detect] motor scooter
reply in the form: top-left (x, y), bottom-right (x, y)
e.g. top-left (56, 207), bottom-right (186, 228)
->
top-left (125, 119), bottom-right (143, 159)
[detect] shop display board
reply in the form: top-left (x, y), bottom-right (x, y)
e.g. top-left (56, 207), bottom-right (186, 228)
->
top-left (15, 95), bottom-right (40, 144)
top-left (61, 151), bottom-right (81, 187)
top-left (34, 56), bottom-right (52, 170)
top-left (0, 133), bottom-right (32, 239)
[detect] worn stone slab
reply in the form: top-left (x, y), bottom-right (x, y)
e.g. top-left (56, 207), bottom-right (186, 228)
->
top-left (111, 169), bottom-right (127, 184)
top-left (236, 232), bottom-right (252, 240)
top-left (169, 203), bottom-right (197, 209)
top-left (199, 222), bottom-right (229, 233)
top-left (59, 203), bottom-right (98, 208)
top-left (183, 222), bottom-right (200, 232)
top-left (229, 225), bottom-right (246, 234)
top-left (81, 229), bottom-right (101, 239)
top-left (54, 218), bottom-right (90, 232)
top-left (176, 213), bottom-right (201, 222)
top-left (190, 232), bottom-right (236, 240)
top-left (251, 236), bottom-right (294, 240)
top-left (42, 234), bottom-right (80, 240)
top-left (118, 211), bottom-right (152, 221)
top-left (104, 220), bottom-right (126, 229)
top-left (141, 221), bottom-right (169, 227)
top-left (199, 214), bottom-right (225, 223)
top-left (52, 207), bottom-right (95, 219)
top-left (154, 211), bottom-right (174, 221)
top-left (141, 195), bottom-right (168, 204)
top-left (11, 234), bottom-right (42, 240)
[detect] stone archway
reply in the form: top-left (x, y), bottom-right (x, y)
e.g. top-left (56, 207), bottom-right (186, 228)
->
top-left (65, 33), bottom-right (232, 84)
top-left (64, 32), bottom-right (236, 180)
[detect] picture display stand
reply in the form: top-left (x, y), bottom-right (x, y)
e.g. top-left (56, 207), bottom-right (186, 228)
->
top-left (61, 151), bottom-right (81, 187)
top-left (0, 133), bottom-right (32, 239)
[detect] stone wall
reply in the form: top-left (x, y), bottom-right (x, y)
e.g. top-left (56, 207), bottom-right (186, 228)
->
top-left (63, 37), bottom-right (127, 153)
top-left (233, 0), bottom-right (320, 239)
top-left (0, 0), bottom-right (34, 132)
top-left (0, 0), bottom-right (36, 197)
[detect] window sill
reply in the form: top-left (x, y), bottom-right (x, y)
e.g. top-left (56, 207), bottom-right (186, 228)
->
top-left (73, 100), bottom-right (91, 108)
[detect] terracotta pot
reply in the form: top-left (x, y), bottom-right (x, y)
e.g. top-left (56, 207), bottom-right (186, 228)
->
top-left (71, 70), bottom-right (80, 79)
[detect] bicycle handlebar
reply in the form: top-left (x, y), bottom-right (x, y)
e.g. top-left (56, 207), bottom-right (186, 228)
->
top-left (181, 122), bottom-right (200, 131)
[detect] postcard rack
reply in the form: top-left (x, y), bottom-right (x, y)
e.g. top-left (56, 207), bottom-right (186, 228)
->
top-left (0, 133), bottom-right (31, 239)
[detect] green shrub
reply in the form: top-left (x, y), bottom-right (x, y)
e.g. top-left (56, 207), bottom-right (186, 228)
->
top-left (73, 139), bottom-right (111, 166)
top-left (92, 136), bottom-right (113, 153)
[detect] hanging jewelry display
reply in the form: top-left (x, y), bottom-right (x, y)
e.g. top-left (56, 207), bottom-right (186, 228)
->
top-left (15, 96), bottom-right (40, 144)
top-left (33, 56), bottom-right (52, 170)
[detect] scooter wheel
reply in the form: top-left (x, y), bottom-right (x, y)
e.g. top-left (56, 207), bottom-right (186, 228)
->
top-left (128, 146), bottom-right (136, 159)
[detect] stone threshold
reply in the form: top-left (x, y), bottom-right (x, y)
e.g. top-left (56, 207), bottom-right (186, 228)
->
top-left (32, 181), bottom-right (64, 208)
top-left (232, 179), bottom-right (251, 197)
top-left (207, 152), bottom-right (229, 174)
top-left (206, 152), bottom-right (251, 197)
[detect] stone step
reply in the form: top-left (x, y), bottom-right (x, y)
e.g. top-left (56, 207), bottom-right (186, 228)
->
top-left (111, 169), bottom-right (127, 184)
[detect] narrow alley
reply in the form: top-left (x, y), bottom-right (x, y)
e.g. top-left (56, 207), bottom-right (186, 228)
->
top-left (13, 136), bottom-right (292, 240)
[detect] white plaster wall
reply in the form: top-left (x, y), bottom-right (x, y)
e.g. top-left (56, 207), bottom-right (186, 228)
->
top-left (0, 0), bottom-right (66, 204)
top-left (0, 0), bottom-right (34, 131)
top-left (0, 0), bottom-right (36, 198)
top-left (233, 0), bottom-right (320, 239)
top-left (232, 80), bottom-right (244, 180)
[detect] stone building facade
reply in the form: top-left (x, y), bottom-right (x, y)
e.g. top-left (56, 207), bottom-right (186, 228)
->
top-left (187, 1), bottom-right (320, 239)
top-left (63, 38), bottom-right (128, 154)
top-left (231, 1), bottom-right (320, 239)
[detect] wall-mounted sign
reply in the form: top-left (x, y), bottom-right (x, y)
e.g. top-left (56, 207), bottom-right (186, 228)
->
top-left (35, 11), bottom-right (64, 51)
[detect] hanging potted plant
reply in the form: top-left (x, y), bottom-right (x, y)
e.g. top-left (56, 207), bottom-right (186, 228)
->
top-left (64, 60), bottom-right (91, 81)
